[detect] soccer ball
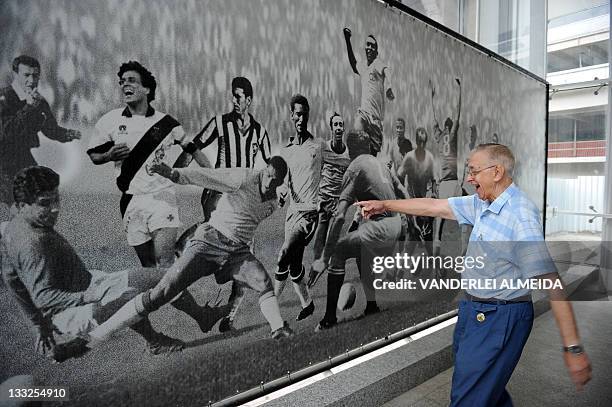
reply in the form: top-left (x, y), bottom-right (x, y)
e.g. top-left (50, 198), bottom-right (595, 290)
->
top-left (337, 283), bottom-right (357, 311)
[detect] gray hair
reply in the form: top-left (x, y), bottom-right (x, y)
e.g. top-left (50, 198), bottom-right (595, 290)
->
top-left (475, 143), bottom-right (515, 176)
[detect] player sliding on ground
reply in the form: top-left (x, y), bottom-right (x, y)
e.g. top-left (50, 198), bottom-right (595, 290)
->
top-left (55, 157), bottom-right (293, 361)
top-left (1, 166), bottom-right (224, 362)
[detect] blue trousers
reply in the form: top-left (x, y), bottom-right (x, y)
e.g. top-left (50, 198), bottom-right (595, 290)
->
top-left (450, 300), bottom-right (534, 407)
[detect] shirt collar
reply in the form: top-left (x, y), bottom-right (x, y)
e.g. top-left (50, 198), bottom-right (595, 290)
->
top-left (122, 105), bottom-right (155, 118)
top-left (485, 183), bottom-right (518, 214)
top-left (11, 80), bottom-right (27, 101)
top-left (230, 111), bottom-right (254, 134)
top-left (287, 131), bottom-right (313, 146)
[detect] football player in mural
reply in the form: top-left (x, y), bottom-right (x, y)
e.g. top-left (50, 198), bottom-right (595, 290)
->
top-left (397, 127), bottom-right (436, 258)
top-left (52, 157), bottom-right (294, 361)
top-left (175, 76), bottom-right (271, 220)
top-left (0, 55), bottom-right (81, 216)
top-left (275, 94), bottom-right (323, 321)
top-left (386, 117), bottom-right (413, 180)
top-left (429, 77), bottom-right (461, 257)
top-left (173, 76), bottom-right (271, 332)
top-left (310, 130), bottom-right (404, 330)
top-left (343, 27), bottom-right (395, 156)
top-left (308, 112), bottom-right (351, 287)
top-left (2, 166), bottom-right (197, 361)
top-left (87, 61), bottom-right (211, 326)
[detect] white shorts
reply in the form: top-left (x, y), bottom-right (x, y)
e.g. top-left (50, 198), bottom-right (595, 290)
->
top-left (123, 189), bottom-right (181, 246)
top-left (52, 270), bottom-right (133, 337)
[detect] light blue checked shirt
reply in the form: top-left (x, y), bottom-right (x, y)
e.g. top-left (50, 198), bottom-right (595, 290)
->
top-left (448, 183), bottom-right (557, 300)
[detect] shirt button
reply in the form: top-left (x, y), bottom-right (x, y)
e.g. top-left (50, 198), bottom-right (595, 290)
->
top-left (476, 312), bottom-right (486, 322)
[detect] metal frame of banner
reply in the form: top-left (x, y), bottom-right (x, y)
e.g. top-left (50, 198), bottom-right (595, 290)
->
top-left (210, 309), bottom-right (458, 407)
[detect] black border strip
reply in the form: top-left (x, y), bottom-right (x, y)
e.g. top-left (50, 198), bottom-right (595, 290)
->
top-left (543, 82), bottom-right (550, 234)
top-left (382, 0), bottom-right (548, 85)
top-left (211, 309), bottom-right (458, 407)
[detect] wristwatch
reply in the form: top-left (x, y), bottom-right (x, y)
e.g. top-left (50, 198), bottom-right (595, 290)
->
top-left (562, 344), bottom-right (585, 354)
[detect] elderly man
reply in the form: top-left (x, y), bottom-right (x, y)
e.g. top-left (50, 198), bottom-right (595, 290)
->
top-left (0, 55), bottom-right (81, 209)
top-left (357, 144), bottom-right (591, 406)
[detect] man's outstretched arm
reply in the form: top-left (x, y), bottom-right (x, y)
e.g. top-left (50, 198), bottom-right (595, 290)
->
top-left (343, 28), bottom-right (359, 75)
top-left (150, 162), bottom-right (242, 193)
top-left (355, 198), bottom-right (455, 220)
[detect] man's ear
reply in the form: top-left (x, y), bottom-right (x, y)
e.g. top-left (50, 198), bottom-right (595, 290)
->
top-left (494, 165), bottom-right (505, 181)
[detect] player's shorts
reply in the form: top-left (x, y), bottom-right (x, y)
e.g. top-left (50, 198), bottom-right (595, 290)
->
top-left (438, 179), bottom-right (460, 200)
top-left (276, 209), bottom-right (318, 281)
top-left (284, 208), bottom-right (318, 241)
top-left (328, 215), bottom-right (401, 275)
top-left (357, 109), bottom-right (383, 155)
top-left (318, 195), bottom-right (340, 223)
top-left (187, 223), bottom-right (273, 293)
top-left (358, 215), bottom-right (402, 247)
top-left (52, 269), bottom-right (131, 337)
top-left (123, 188), bottom-right (181, 246)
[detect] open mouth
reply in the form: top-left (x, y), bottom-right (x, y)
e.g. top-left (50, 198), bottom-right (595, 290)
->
top-left (124, 89), bottom-right (134, 97)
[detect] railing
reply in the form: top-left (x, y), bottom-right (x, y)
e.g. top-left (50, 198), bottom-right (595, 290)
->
top-left (548, 140), bottom-right (606, 158)
top-left (548, 4), bottom-right (610, 28)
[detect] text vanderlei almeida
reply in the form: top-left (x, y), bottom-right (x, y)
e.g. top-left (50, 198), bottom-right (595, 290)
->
top-left (370, 253), bottom-right (562, 290)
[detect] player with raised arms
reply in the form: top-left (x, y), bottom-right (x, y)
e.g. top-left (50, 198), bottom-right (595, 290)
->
top-left (343, 28), bottom-right (395, 156)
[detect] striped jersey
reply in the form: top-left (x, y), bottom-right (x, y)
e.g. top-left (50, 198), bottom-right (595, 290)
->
top-left (195, 111), bottom-right (271, 169)
top-left (319, 140), bottom-right (351, 199)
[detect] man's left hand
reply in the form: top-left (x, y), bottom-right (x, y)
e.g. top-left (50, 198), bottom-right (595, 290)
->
top-left (564, 352), bottom-right (592, 391)
top-left (34, 318), bottom-right (59, 357)
top-left (149, 163), bottom-right (174, 179)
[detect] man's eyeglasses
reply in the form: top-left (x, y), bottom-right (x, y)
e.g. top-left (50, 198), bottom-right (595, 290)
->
top-left (118, 77), bottom-right (140, 86)
top-left (467, 164), bottom-right (496, 177)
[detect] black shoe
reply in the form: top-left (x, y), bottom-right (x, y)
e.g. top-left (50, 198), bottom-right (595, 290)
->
top-left (296, 301), bottom-right (315, 321)
top-left (218, 316), bottom-right (234, 333)
top-left (196, 305), bottom-right (225, 333)
top-left (271, 322), bottom-right (294, 339)
top-left (147, 333), bottom-right (184, 355)
top-left (364, 303), bottom-right (381, 316)
top-left (52, 337), bottom-right (90, 363)
top-left (314, 319), bottom-right (337, 332)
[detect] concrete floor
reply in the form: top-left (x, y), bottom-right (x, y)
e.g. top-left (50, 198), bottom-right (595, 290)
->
top-left (382, 299), bottom-right (612, 407)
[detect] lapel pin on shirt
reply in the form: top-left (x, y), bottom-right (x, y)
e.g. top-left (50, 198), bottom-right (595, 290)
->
top-left (477, 312), bottom-right (486, 322)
